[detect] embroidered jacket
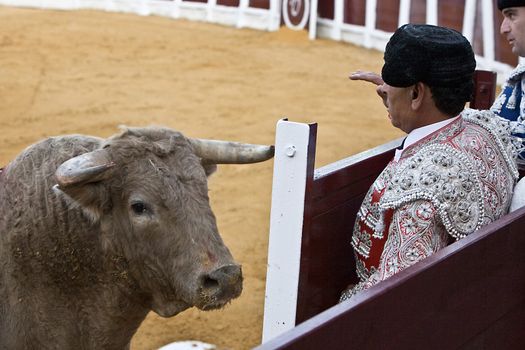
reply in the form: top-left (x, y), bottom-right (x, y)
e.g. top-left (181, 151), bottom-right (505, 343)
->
top-left (491, 63), bottom-right (525, 160)
top-left (340, 109), bottom-right (519, 302)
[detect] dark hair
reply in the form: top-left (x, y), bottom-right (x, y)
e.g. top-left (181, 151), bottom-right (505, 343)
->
top-left (430, 77), bottom-right (474, 117)
top-left (498, 0), bottom-right (525, 11)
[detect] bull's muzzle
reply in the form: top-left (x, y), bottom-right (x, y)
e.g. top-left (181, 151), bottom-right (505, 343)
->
top-left (199, 264), bottom-right (243, 310)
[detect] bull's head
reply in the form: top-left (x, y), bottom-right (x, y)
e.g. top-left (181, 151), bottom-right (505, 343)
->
top-left (53, 127), bottom-right (274, 317)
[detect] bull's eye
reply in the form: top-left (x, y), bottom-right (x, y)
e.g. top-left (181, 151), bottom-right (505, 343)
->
top-left (131, 202), bottom-right (149, 215)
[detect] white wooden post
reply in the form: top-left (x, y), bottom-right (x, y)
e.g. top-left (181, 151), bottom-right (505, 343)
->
top-left (268, 0), bottom-right (281, 31)
top-left (398, 0), bottom-right (410, 27)
top-left (426, 0), bottom-right (438, 25)
top-left (309, 0), bottom-right (318, 40)
top-left (171, 0), bottom-right (180, 18)
top-left (262, 119), bottom-right (313, 343)
top-left (207, 0), bottom-right (216, 22)
top-left (105, 0), bottom-right (115, 12)
top-left (364, 0), bottom-right (377, 48)
top-left (333, 0), bottom-right (344, 41)
top-left (482, 0), bottom-right (495, 63)
top-left (237, 0), bottom-right (249, 28)
top-left (139, 0), bottom-right (149, 16)
top-left (462, 0), bottom-right (476, 43)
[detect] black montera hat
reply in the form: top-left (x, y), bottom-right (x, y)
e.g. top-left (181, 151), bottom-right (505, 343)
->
top-left (381, 24), bottom-right (475, 88)
top-left (498, 0), bottom-right (525, 10)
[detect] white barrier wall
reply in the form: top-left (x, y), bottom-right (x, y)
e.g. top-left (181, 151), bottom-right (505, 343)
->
top-left (308, 0), bottom-right (516, 84)
top-left (0, 0), bottom-right (282, 31)
top-left (262, 119), bottom-right (314, 343)
top-left (0, 0), bottom-right (516, 81)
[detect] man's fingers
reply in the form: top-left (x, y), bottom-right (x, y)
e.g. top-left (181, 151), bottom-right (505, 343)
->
top-left (349, 71), bottom-right (384, 86)
top-left (350, 70), bottom-right (387, 106)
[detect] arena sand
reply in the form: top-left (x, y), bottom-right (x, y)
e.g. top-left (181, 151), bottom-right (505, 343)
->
top-left (0, 6), bottom-right (403, 349)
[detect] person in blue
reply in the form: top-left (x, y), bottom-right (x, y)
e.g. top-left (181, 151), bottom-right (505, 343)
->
top-left (492, 0), bottom-right (525, 162)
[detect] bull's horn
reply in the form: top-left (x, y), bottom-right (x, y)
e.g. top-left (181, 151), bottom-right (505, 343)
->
top-left (55, 149), bottom-right (115, 187)
top-left (189, 138), bottom-right (274, 164)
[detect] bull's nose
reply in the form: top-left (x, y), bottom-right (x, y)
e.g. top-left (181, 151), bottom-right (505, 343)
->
top-left (195, 264), bottom-right (242, 310)
top-left (203, 264), bottom-right (242, 289)
top-left (199, 263), bottom-right (243, 308)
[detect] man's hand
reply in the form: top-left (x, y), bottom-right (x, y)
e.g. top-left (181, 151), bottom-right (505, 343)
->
top-left (349, 71), bottom-right (387, 107)
top-left (349, 71), bottom-right (384, 85)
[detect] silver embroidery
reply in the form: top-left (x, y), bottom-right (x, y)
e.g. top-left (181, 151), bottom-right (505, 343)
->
top-left (381, 110), bottom-right (518, 240)
top-left (343, 109), bottom-right (518, 303)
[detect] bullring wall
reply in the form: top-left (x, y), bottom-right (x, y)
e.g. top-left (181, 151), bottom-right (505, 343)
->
top-left (0, 1), bottom-right (516, 83)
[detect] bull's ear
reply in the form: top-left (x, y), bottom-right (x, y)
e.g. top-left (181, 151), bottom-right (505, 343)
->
top-left (54, 149), bottom-right (115, 222)
top-left (202, 163), bottom-right (217, 177)
top-left (54, 182), bottom-right (110, 223)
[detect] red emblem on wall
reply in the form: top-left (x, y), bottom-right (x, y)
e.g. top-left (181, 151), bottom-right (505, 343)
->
top-left (283, 0), bottom-right (310, 30)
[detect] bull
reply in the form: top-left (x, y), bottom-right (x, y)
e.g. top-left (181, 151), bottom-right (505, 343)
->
top-left (0, 126), bottom-right (274, 349)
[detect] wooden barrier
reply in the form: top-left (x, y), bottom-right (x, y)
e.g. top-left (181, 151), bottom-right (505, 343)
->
top-left (0, 1), bottom-right (517, 81)
top-left (471, 70), bottom-right (497, 110)
top-left (313, 0), bottom-right (516, 84)
top-left (262, 119), bottom-right (403, 342)
top-left (260, 70), bottom-right (525, 348)
top-left (0, 0), bottom-right (281, 31)
top-left (258, 206), bottom-right (525, 349)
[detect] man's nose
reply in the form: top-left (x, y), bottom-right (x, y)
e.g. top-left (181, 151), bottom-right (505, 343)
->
top-left (501, 18), bottom-right (510, 34)
top-left (376, 84), bottom-right (385, 96)
top-left (376, 84), bottom-right (387, 105)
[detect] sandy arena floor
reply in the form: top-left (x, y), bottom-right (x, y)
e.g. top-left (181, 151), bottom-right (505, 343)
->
top-left (0, 6), bottom-right (402, 349)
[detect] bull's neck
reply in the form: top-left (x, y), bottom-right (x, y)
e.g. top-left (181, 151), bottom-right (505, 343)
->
top-left (79, 285), bottom-right (150, 349)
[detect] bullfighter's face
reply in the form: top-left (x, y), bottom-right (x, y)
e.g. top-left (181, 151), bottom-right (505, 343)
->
top-left (501, 7), bottom-right (525, 57)
top-left (377, 82), bottom-right (418, 134)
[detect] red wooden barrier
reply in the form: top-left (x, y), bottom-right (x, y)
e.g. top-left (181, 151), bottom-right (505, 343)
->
top-left (257, 207), bottom-right (525, 349)
top-left (296, 69), bottom-right (498, 326)
top-left (257, 70), bottom-right (525, 348)
top-left (471, 70), bottom-right (497, 110)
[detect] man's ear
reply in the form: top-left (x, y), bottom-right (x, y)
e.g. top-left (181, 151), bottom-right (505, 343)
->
top-left (411, 82), bottom-right (426, 110)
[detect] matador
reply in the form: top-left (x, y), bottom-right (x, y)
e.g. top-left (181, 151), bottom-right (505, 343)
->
top-left (341, 24), bottom-right (520, 301)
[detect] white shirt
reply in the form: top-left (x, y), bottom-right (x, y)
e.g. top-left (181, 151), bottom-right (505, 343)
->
top-left (394, 116), bottom-right (460, 162)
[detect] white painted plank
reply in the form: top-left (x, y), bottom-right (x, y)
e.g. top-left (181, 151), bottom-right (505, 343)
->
top-left (426, 0), bottom-right (438, 25)
top-left (482, 0), bottom-right (495, 62)
top-left (333, 0), bottom-right (344, 40)
top-left (262, 119), bottom-right (313, 343)
top-left (462, 0), bottom-right (476, 42)
top-left (398, 0), bottom-right (410, 27)
top-left (364, 0), bottom-right (377, 48)
top-left (0, 0), bottom-right (279, 32)
top-left (309, 0), bottom-right (318, 39)
top-left (268, 0), bottom-right (281, 31)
